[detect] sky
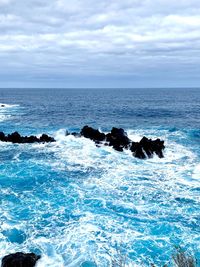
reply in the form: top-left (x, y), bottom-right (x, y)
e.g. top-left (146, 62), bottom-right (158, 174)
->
top-left (0, 0), bottom-right (200, 88)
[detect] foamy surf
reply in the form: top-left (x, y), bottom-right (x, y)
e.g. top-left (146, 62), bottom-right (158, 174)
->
top-left (1, 128), bottom-right (194, 266)
top-left (0, 103), bottom-right (21, 122)
top-left (0, 127), bottom-right (199, 266)
top-left (0, 88), bottom-right (200, 266)
top-left (0, 103), bottom-right (20, 108)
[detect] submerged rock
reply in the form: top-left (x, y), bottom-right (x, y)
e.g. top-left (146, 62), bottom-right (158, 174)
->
top-left (68, 125), bottom-right (165, 159)
top-left (1, 252), bottom-right (41, 267)
top-left (0, 131), bottom-right (55, 144)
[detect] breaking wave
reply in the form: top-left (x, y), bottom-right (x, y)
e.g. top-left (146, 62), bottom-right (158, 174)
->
top-left (0, 103), bottom-right (21, 122)
top-left (0, 127), bottom-right (199, 266)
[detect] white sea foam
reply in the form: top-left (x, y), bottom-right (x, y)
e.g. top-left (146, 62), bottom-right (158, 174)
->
top-left (0, 128), bottom-right (199, 266)
top-left (0, 103), bottom-right (21, 122)
top-left (0, 114), bottom-right (11, 122)
top-left (0, 103), bottom-right (20, 108)
top-left (192, 163), bottom-right (200, 180)
top-left (44, 129), bottom-right (200, 210)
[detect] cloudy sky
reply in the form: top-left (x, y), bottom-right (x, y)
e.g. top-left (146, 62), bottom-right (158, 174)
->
top-left (0, 0), bottom-right (200, 88)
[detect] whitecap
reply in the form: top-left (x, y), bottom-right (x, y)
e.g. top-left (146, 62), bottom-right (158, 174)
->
top-left (1, 127), bottom-right (199, 266)
top-left (0, 103), bottom-right (21, 122)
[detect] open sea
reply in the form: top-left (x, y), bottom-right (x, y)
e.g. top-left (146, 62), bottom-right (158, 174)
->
top-left (0, 88), bottom-right (199, 266)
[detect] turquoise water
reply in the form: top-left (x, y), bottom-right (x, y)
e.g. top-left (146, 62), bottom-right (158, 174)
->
top-left (0, 88), bottom-right (199, 266)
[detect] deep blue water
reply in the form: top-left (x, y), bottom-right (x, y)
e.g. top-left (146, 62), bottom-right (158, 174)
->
top-left (0, 88), bottom-right (200, 266)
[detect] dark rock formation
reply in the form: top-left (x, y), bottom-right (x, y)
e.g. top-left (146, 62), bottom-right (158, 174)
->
top-left (0, 131), bottom-right (55, 143)
top-left (39, 134), bottom-right (55, 143)
top-left (130, 137), bottom-right (164, 159)
top-left (68, 125), bottom-right (165, 159)
top-left (130, 141), bottom-right (146, 159)
top-left (80, 126), bottom-right (106, 142)
top-left (0, 132), bottom-right (6, 141)
top-left (1, 252), bottom-right (41, 267)
top-left (106, 127), bottom-right (130, 151)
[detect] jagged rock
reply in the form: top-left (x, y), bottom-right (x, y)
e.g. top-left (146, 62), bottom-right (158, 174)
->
top-left (70, 126), bottom-right (165, 159)
top-left (24, 135), bottom-right (39, 143)
top-left (80, 125), bottom-right (106, 142)
top-left (152, 138), bottom-right (165, 158)
top-left (0, 131), bottom-right (55, 143)
top-left (1, 252), bottom-right (41, 267)
top-left (0, 132), bottom-right (6, 141)
top-left (130, 142), bottom-right (146, 159)
top-left (130, 137), bottom-right (165, 159)
top-left (40, 134), bottom-right (55, 142)
top-left (106, 127), bottom-right (130, 151)
top-left (7, 132), bottom-right (21, 143)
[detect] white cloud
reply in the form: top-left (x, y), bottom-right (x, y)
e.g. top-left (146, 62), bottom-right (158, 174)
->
top-left (0, 0), bottom-right (200, 87)
top-left (0, 0), bottom-right (12, 5)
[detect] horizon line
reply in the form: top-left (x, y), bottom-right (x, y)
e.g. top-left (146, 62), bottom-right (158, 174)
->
top-left (0, 87), bottom-right (200, 90)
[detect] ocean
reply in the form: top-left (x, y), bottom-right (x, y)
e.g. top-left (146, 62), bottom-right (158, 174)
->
top-left (0, 88), bottom-right (199, 266)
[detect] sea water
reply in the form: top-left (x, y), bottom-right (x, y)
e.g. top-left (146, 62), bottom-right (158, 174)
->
top-left (0, 88), bottom-right (199, 266)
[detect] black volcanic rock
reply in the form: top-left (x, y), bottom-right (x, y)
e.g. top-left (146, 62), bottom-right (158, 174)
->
top-left (25, 135), bottom-right (39, 143)
top-left (106, 127), bottom-right (130, 151)
top-left (69, 126), bottom-right (165, 159)
top-left (1, 252), bottom-right (41, 267)
top-left (130, 136), bottom-right (165, 159)
top-left (0, 132), bottom-right (55, 144)
top-left (80, 125), bottom-right (106, 142)
top-left (130, 142), bottom-right (146, 159)
top-left (139, 137), bottom-right (154, 158)
top-left (0, 132), bottom-right (6, 141)
top-left (7, 132), bottom-right (21, 143)
top-left (152, 138), bottom-right (165, 158)
top-left (40, 134), bottom-right (55, 142)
